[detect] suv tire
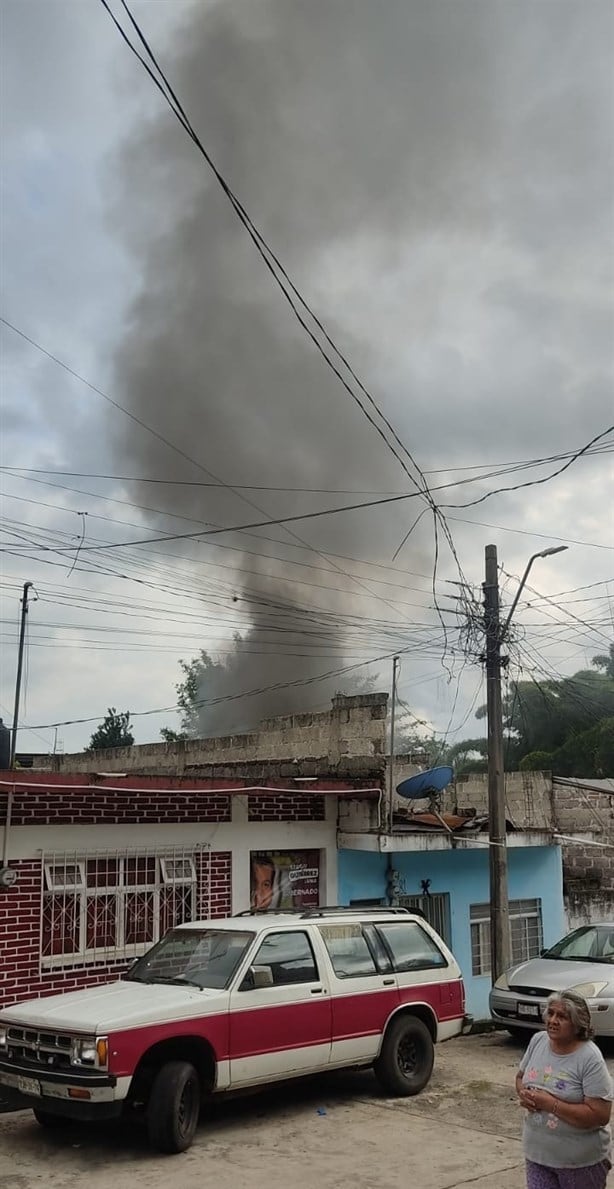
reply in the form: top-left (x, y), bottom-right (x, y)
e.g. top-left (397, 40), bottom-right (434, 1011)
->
top-left (147, 1060), bottom-right (200, 1154)
top-left (374, 1014), bottom-right (434, 1096)
top-left (33, 1108), bottom-right (71, 1128)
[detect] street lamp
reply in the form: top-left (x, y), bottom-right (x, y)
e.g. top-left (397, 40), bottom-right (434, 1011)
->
top-left (500, 546), bottom-right (569, 643)
top-left (484, 542), bottom-right (568, 984)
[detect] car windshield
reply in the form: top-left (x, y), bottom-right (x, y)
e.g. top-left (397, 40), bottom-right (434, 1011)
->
top-left (543, 926), bottom-right (614, 964)
top-left (125, 929), bottom-right (254, 989)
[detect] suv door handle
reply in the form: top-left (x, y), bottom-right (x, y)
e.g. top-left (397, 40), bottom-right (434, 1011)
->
top-left (382, 978), bottom-right (395, 986)
top-left (311, 986), bottom-right (324, 994)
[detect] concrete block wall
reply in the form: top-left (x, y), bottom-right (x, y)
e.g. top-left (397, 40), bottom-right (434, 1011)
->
top-left (47, 693), bottom-right (390, 775)
top-left (454, 770), bottom-right (554, 829)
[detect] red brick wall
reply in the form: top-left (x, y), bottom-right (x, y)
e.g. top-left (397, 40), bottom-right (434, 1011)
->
top-left (0, 852), bottom-right (233, 1009)
top-left (196, 851), bottom-right (232, 918)
top-left (0, 787), bottom-right (231, 825)
top-left (247, 793), bottom-right (325, 821)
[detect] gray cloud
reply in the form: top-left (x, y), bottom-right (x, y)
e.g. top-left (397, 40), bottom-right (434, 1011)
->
top-left (1, 0), bottom-right (612, 748)
top-left (102, 0), bottom-right (613, 731)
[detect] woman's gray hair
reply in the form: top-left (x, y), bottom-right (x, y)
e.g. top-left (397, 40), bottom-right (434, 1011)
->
top-left (542, 990), bottom-right (594, 1040)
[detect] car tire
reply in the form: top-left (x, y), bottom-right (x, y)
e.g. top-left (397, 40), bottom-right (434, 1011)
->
top-left (147, 1060), bottom-right (200, 1154)
top-left (33, 1108), bottom-right (71, 1128)
top-left (507, 1026), bottom-right (529, 1042)
top-left (374, 1014), bottom-right (434, 1096)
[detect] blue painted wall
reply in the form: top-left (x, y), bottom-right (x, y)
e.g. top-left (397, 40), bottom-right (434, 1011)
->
top-left (338, 844), bottom-right (565, 1019)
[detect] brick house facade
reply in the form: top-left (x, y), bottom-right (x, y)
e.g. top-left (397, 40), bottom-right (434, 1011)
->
top-left (0, 766), bottom-right (381, 1010)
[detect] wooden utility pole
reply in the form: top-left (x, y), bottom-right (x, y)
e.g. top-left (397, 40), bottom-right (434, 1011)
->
top-left (387, 654), bottom-right (400, 832)
top-left (9, 581), bottom-right (34, 769)
top-left (483, 546), bottom-right (510, 981)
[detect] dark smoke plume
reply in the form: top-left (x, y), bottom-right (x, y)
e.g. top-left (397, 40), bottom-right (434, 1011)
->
top-left (108, 0), bottom-right (610, 734)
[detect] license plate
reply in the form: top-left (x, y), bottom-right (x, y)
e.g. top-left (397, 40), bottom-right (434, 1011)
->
top-left (16, 1075), bottom-right (41, 1096)
top-left (518, 1002), bottom-right (541, 1018)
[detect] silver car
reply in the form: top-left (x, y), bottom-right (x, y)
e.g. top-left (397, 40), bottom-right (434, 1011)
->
top-left (489, 922), bottom-right (614, 1039)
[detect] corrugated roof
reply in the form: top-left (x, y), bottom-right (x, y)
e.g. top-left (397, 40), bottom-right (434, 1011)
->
top-left (553, 777), bottom-right (614, 795)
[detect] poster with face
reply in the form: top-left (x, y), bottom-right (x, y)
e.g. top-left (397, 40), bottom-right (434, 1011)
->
top-left (250, 850), bottom-right (320, 911)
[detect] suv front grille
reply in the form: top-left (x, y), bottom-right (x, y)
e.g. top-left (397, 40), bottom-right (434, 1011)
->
top-left (4, 1027), bottom-right (73, 1072)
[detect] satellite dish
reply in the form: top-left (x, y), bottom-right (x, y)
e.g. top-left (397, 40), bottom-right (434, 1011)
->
top-left (396, 766), bottom-right (454, 801)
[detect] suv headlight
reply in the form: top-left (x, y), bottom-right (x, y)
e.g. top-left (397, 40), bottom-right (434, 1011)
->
top-left (0, 1025), bottom-right (7, 1051)
top-left (568, 981), bottom-right (609, 999)
top-left (494, 972), bottom-right (510, 991)
top-left (70, 1036), bottom-right (108, 1068)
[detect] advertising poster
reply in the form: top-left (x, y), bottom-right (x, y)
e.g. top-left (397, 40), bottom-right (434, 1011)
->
top-left (250, 850), bottom-right (320, 910)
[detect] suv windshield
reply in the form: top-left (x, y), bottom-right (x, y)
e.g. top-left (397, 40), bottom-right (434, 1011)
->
top-left (125, 929), bottom-right (254, 989)
top-left (543, 926), bottom-right (614, 964)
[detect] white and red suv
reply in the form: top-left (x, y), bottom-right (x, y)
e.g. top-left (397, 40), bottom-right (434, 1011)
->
top-left (0, 907), bottom-right (471, 1153)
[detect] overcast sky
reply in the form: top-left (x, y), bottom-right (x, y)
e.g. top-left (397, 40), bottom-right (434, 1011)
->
top-left (1, 0), bottom-right (612, 757)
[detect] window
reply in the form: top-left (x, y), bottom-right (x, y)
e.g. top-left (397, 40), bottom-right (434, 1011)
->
top-left (377, 922), bottom-right (447, 972)
top-left (250, 931), bottom-right (318, 986)
top-left (319, 924), bottom-right (377, 978)
top-left (41, 850), bottom-right (199, 971)
top-left (399, 893), bottom-right (452, 948)
top-left (470, 899), bottom-right (543, 976)
top-left (127, 929), bottom-right (252, 990)
top-left (545, 926), bottom-right (614, 963)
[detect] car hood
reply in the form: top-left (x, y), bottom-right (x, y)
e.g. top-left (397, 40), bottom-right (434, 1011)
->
top-left (0, 980), bottom-right (227, 1033)
top-left (507, 957), bottom-right (614, 992)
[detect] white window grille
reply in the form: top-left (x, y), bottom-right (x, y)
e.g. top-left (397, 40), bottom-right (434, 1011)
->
top-left (470, 898), bottom-right (543, 977)
top-left (40, 848), bottom-right (201, 972)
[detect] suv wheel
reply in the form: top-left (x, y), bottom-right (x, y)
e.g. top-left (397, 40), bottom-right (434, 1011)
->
top-left (33, 1108), bottom-right (71, 1128)
top-left (147, 1060), bottom-right (201, 1154)
top-left (374, 1015), bottom-right (434, 1096)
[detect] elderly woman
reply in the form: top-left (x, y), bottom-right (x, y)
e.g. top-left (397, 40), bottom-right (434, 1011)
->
top-left (516, 989), bottom-right (613, 1188)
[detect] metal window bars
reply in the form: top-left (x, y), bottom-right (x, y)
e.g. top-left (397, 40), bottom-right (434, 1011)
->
top-left (39, 846), bottom-right (206, 974)
top-left (470, 898), bottom-right (543, 977)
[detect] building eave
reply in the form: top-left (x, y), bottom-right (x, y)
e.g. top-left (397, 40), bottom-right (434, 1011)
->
top-left (338, 829), bottom-right (557, 853)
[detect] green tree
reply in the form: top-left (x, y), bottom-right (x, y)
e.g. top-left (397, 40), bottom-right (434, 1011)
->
top-left (520, 717), bottom-right (614, 778)
top-left (172, 644), bottom-right (378, 738)
top-left (435, 649), bottom-right (614, 777)
top-left (159, 727), bottom-right (188, 743)
top-left (593, 643), bottom-right (614, 680)
top-left (476, 665), bottom-right (614, 758)
top-left (88, 708), bottom-right (134, 751)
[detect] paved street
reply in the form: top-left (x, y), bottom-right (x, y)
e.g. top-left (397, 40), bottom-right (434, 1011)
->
top-left (3, 1031), bottom-right (612, 1189)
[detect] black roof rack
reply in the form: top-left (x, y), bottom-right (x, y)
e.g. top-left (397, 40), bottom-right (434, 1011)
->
top-left (233, 908), bottom-right (305, 917)
top-left (234, 905), bottom-right (416, 919)
top-left (300, 905), bottom-right (412, 918)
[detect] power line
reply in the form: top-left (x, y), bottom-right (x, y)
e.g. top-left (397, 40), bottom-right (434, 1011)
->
top-left (442, 425), bottom-right (613, 510)
top-left (0, 487), bottom-right (435, 553)
top-left (18, 644), bottom-right (421, 730)
top-left (3, 440), bottom-right (610, 488)
top-left (0, 318), bottom-right (438, 628)
top-left (447, 514), bottom-right (613, 552)
top-left (97, 0), bottom-right (471, 662)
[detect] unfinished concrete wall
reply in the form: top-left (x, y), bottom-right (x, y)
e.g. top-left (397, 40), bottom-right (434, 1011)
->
top-left (450, 770), bottom-right (554, 830)
top-left (553, 780), bottom-right (614, 906)
top-left (47, 693), bottom-right (389, 775)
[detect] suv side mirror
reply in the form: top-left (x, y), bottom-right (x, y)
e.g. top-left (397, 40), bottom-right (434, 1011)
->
top-left (241, 965), bottom-right (274, 991)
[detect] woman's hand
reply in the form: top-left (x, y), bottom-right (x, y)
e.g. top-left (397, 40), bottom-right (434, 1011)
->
top-left (521, 1087), bottom-right (557, 1114)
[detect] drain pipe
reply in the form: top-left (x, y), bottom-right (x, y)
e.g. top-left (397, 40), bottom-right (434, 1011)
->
top-left (0, 788), bottom-right (16, 888)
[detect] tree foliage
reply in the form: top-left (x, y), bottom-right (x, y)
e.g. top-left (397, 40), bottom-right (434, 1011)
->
top-left (593, 643), bottom-right (614, 680)
top-left (159, 727), bottom-right (188, 743)
top-left (459, 652), bottom-right (614, 777)
top-left (88, 708), bottom-right (134, 752)
top-left (163, 646), bottom-right (378, 739)
top-left (521, 717), bottom-right (614, 778)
